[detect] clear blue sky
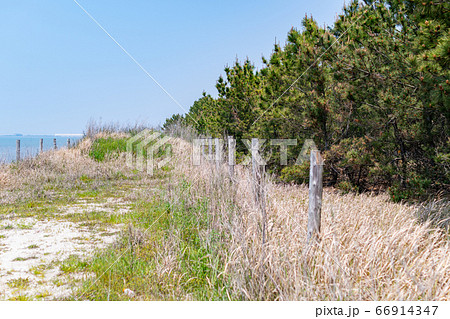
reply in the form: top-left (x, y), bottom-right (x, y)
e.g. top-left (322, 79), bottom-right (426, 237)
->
top-left (0, 0), bottom-right (346, 135)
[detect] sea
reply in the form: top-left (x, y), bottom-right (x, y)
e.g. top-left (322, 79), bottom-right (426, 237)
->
top-left (0, 134), bottom-right (83, 164)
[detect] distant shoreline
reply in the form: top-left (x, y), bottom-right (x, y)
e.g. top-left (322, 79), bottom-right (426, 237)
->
top-left (0, 134), bottom-right (83, 137)
top-left (54, 134), bottom-right (84, 137)
top-left (0, 135), bottom-right (84, 163)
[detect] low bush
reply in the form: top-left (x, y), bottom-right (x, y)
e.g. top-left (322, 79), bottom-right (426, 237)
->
top-left (280, 162), bottom-right (309, 184)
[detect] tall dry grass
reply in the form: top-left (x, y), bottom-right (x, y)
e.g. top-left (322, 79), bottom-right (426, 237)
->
top-left (0, 135), bottom-right (132, 205)
top-left (2, 125), bottom-right (448, 300)
top-left (84, 118), bottom-right (150, 139)
top-left (167, 135), bottom-right (450, 300)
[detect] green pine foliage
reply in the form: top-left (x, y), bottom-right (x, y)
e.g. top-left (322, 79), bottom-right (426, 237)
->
top-left (164, 0), bottom-right (449, 201)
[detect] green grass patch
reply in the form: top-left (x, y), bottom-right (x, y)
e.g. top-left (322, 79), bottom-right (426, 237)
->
top-left (80, 175), bottom-right (94, 183)
top-left (59, 255), bottom-right (89, 273)
top-left (17, 223), bottom-right (34, 230)
top-left (89, 137), bottom-right (127, 162)
top-left (71, 182), bottom-right (231, 301)
top-left (52, 278), bottom-right (67, 287)
top-left (34, 291), bottom-right (51, 299)
top-left (77, 190), bottom-right (100, 198)
top-left (8, 295), bottom-right (32, 301)
top-left (30, 263), bottom-right (54, 277)
top-left (25, 201), bottom-right (43, 209)
top-left (7, 277), bottom-right (30, 289)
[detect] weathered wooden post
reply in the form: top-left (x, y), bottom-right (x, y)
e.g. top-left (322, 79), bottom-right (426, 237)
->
top-left (307, 150), bottom-right (324, 243)
top-left (228, 136), bottom-right (235, 179)
top-left (251, 138), bottom-right (267, 245)
top-left (16, 140), bottom-right (20, 162)
top-left (53, 138), bottom-right (57, 150)
top-left (208, 137), bottom-right (213, 162)
top-left (214, 138), bottom-right (222, 170)
top-left (67, 138), bottom-right (71, 148)
top-left (40, 139), bottom-right (44, 153)
top-left (251, 138), bottom-right (259, 184)
top-left (252, 138), bottom-right (267, 298)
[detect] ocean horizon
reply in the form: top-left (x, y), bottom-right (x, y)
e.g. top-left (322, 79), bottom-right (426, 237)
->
top-left (0, 134), bottom-right (83, 163)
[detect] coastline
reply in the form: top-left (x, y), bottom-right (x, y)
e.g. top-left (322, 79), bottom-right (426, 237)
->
top-left (0, 135), bottom-right (84, 164)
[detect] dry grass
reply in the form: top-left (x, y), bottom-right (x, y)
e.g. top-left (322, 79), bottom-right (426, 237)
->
top-left (84, 118), bottom-right (149, 139)
top-left (2, 128), bottom-right (449, 300)
top-left (0, 134), bottom-right (133, 205)
top-left (0, 169), bottom-right (11, 189)
top-left (167, 137), bottom-right (450, 300)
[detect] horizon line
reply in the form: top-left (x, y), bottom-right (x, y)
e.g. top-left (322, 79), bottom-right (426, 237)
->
top-left (0, 133), bottom-right (84, 137)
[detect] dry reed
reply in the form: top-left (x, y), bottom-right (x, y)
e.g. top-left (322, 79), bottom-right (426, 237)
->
top-left (0, 134), bottom-right (133, 205)
top-left (168, 135), bottom-right (450, 300)
top-left (1, 128), bottom-right (449, 300)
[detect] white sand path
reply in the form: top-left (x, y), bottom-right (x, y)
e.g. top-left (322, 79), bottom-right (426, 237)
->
top-left (0, 199), bottom-right (129, 300)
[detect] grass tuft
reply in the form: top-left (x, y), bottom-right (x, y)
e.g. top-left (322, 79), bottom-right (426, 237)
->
top-left (7, 278), bottom-right (30, 289)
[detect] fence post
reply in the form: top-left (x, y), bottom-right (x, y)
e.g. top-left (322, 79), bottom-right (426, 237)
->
top-left (307, 150), bottom-right (324, 243)
top-left (40, 139), bottom-right (44, 153)
top-left (67, 138), bottom-right (71, 148)
top-left (214, 138), bottom-right (222, 170)
top-left (228, 136), bottom-right (235, 179)
top-left (208, 137), bottom-right (213, 162)
top-left (251, 138), bottom-right (267, 244)
top-left (16, 140), bottom-right (20, 162)
top-left (53, 138), bottom-right (57, 150)
top-left (251, 138), bottom-right (258, 184)
top-left (251, 138), bottom-right (267, 298)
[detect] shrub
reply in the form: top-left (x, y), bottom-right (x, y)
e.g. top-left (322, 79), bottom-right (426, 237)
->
top-left (389, 174), bottom-right (432, 203)
top-left (280, 161), bottom-right (310, 184)
top-left (337, 180), bottom-right (358, 193)
top-left (325, 137), bottom-right (373, 191)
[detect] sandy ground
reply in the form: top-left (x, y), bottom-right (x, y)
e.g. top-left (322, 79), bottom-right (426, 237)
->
top-left (0, 199), bottom-right (129, 300)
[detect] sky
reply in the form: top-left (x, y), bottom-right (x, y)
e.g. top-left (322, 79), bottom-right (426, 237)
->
top-left (0, 0), bottom-right (346, 135)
